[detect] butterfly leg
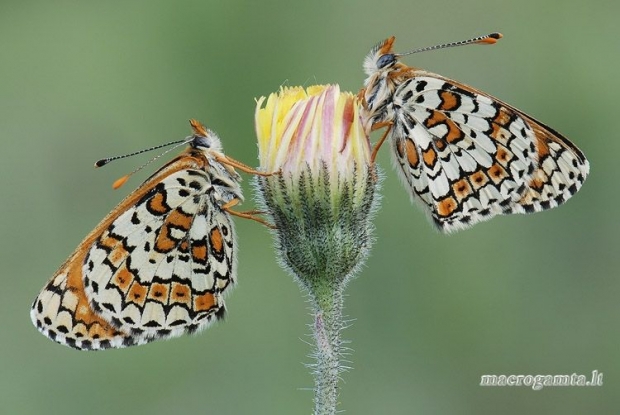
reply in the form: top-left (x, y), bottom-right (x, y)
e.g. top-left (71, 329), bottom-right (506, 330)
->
top-left (221, 199), bottom-right (276, 229)
top-left (357, 88), bottom-right (368, 106)
top-left (215, 154), bottom-right (280, 177)
top-left (370, 121), bottom-right (393, 163)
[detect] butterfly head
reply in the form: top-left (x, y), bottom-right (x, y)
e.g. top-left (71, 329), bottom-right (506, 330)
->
top-left (189, 119), bottom-right (223, 153)
top-left (363, 36), bottom-right (402, 76)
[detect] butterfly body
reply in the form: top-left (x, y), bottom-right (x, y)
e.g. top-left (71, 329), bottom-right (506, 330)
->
top-left (362, 35), bottom-right (589, 232)
top-left (31, 120), bottom-right (242, 350)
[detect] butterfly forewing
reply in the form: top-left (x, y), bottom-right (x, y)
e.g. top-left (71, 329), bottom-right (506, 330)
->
top-left (362, 36), bottom-right (589, 232)
top-left (31, 122), bottom-right (242, 350)
top-left (390, 75), bottom-right (538, 231)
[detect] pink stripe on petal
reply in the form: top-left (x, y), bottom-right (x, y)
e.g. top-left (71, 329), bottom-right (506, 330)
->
top-left (341, 96), bottom-right (354, 152)
top-left (284, 95), bottom-right (317, 173)
top-left (321, 87), bottom-right (337, 163)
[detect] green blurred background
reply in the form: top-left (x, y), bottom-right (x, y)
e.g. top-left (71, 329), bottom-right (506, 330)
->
top-left (1, 0), bottom-right (618, 414)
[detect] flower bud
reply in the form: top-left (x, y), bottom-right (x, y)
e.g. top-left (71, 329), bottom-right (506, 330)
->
top-left (254, 85), bottom-right (379, 289)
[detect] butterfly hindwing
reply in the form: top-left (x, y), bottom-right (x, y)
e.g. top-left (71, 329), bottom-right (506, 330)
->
top-left (30, 258), bottom-right (132, 350)
top-left (83, 168), bottom-right (235, 342)
top-left (31, 123), bottom-right (242, 350)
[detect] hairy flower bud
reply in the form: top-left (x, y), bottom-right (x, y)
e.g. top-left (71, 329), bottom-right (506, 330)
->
top-left (254, 85), bottom-right (379, 289)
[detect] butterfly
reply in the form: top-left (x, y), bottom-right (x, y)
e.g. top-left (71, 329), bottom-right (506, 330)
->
top-left (360, 33), bottom-right (589, 232)
top-left (31, 119), bottom-right (271, 350)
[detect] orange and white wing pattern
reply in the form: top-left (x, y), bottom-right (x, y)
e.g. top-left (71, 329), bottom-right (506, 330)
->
top-left (362, 35), bottom-right (589, 232)
top-left (31, 120), bottom-right (243, 350)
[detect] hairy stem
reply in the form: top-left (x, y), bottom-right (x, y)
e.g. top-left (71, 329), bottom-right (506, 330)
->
top-left (310, 283), bottom-right (344, 415)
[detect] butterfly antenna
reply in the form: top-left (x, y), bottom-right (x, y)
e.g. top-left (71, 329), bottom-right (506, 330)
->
top-left (95, 138), bottom-right (192, 189)
top-left (397, 32), bottom-right (502, 57)
top-left (94, 139), bottom-right (188, 168)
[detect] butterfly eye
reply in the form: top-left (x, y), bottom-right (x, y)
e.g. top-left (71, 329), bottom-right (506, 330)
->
top-left (192, 136), bottom-right (211, 149)
top-left (376, 54), bottom-right (396, 69)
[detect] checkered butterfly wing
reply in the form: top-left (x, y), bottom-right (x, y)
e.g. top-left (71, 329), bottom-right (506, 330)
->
top-left (363, 36), bottom-right (589, 232)
top-left (389, 74), bottom-right (588, 232)
top-left (31, 123), bottom-right (240, 350)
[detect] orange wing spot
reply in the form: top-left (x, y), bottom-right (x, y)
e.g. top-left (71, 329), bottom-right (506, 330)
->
top-left (434, 138), bottom-right (446, 150)
top-left (127, 281), bottom-right (148, 307)
top-left (529, 177), bottom-right (545, 190)
top-left (494, 107), bottom-right (512, 127)
top-left (439, 91), bottom-right (459, 111)
top-left (166, 209), bottom-right (193, 231)
top-left (148, 192), bottom-right (169, 215)
top-left (148, 283), bottom-right (170, 303)
top-left (179, 240), bottom-right (189, 253)
top-left (489, 123), bottom-right (509, 143)
top-left (469, 171), bottom-right (489, 189)
top-left (527, 169), bottom-right (547, 191)
top-left (404, 139), bottom-right (419, 167)
top-left (445, 119), bottom-right (463, 143)
top-left (192, 244), bottom-right (208, 263)
top-left (193, 292), bottom-right (216, 312)
top-left (112, 266), bottom-right (134, 294)
top-left (108, 244), bottom-right (129, 268)
top-left (452, 179), bottom-right (472, 201)
top-left (495, 145), bottom-right (513, 166)
top-left (437, 197), bottom-right (458, 217)
top-left (422, 146), bottom-right (437, 168)
top-left (155, 225), bottom-right (177, 253)
top-left (170, 282), bottom-right (191, 306)
top-left (424, 110), bottom-right (447, 129)
top-left (487, 163), bottom-right (508, 184)
top-left (99, 234), bottom-right (120, 250)
top-left (209, 227), bottom-right (223, 254)
top-left (535, 133), bottom-right (550, 157)
top-left (489, 108), bottom-right (514, 143)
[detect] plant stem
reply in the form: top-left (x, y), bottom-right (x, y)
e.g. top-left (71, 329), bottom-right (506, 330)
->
top-left (310, 281), bottom-right (344, 415)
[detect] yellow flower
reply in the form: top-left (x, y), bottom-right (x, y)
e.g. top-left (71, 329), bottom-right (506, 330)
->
top-left (255, 85), bottom-right (372, 206)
